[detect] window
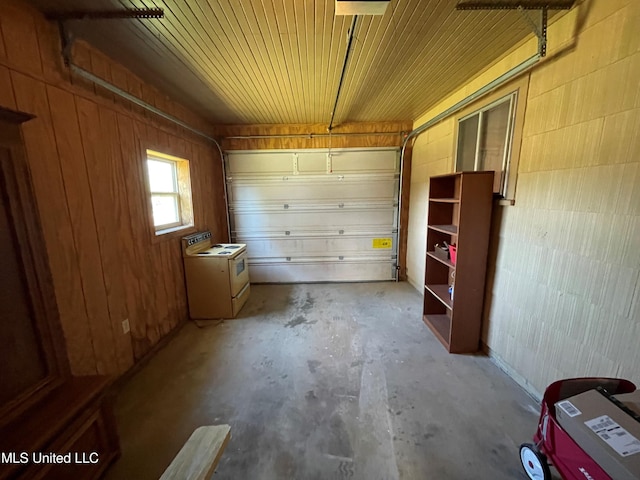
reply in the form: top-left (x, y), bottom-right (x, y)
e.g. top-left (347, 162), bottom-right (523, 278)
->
top-left (145, 150), bottom-right (193, 234)
top-left (456, 93), bottom-right (517, 197)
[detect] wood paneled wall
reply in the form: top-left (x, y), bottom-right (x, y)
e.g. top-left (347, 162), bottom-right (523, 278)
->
top-left (406, 0), bottom-right (640, 398)
top-left (0, 0), bottom-right (227, 376)
top-left (218, 122), bottom-right (412, 150)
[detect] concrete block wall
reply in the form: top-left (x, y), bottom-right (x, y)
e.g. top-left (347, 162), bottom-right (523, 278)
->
top-left (407, 0), bottom-right (640, 398)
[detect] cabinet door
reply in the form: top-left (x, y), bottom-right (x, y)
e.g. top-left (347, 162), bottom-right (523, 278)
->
top-left (26, 408), bottom-right (119, 480)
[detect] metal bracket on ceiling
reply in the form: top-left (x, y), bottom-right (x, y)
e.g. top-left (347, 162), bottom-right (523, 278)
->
top-left (519, 6), bottom-right (549, 56)
top-left (48, 8), bottom-right (164, 67)
top-left (45, 8), bottom-right (164, 21)
top-left (455, 2), bottom-right (575, 58)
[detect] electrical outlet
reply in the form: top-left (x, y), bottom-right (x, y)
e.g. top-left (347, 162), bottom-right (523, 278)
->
top-left (122, 319), bottom-right (130, 334)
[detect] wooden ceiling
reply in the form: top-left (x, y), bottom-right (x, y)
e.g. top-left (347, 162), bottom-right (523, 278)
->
top-left (28, 0), bottom-right (560, 125)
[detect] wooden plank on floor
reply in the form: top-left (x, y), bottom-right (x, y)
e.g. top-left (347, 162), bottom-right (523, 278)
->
top-left (160, 425), bottom-right (231, 480)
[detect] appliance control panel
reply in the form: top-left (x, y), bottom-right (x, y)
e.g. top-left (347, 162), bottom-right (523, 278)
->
top-left (182, 231), bottom-right (213, 256)
top-left (183, 231), bottom-right (212, 246)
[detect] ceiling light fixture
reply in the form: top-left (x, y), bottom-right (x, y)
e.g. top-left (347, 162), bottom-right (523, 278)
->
top-left (335, 1), bottom-right (390, 16)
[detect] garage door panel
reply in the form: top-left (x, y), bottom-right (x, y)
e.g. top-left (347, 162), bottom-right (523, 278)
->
top-left (228, 176), bottom-right (397, 203)
top-left (330, 150), bottom-right (398, 173)
top-left (227, 149), bottom-right (398, 176)
top-left (298, 152), bottom-right (326, 173)
top-left (226, 147), bottom-right (399, 283)
top-left (235, 236), bottom-right (396, 258)
top-left (249, 261), bottom-right (394, 283)
top-left (227, 152), bottom-right (295, 174)
top-left (232, 209), bottom-right (395, 230)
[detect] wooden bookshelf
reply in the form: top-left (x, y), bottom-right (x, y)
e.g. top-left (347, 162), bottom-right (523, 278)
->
top-left (429, 225), bottom-right (458, 235)
top-left (425, 284), bottom-right (453, 310)
top-left (426, 251), bottom-right (455, 269)
top-left (422, 171), bottom-right (494, 353)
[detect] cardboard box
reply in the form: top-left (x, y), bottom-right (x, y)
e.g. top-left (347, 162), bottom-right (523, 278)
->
top-left (556, 389), bottom-right (640, 480)
top-left (616, 391), bottom-right (640, 415)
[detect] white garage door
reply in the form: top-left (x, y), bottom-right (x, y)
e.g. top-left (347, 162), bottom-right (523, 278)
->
top-left (226, 147), bottom-right (400, 283)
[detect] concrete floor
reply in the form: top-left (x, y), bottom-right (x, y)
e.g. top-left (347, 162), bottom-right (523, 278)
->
top-left (104, 282), bottom-right (541, 480)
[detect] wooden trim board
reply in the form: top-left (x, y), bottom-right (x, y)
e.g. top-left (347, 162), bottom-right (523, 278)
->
top-left (160, 425), bottom-right (231, 480)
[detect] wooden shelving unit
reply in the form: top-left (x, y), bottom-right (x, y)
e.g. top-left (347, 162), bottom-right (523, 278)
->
top-left (423, 171), bottom-right (494, 353)
top-left (429, 224), bottom-right (458, 235)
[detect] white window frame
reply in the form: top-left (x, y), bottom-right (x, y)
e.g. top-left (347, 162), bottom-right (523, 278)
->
top-left (148, 157), bottom-right (181, 230)
top-left (452, 73), bottom-right (530, 205)
top-left (145, 150), bottom-right (194, 236)
top-left (455, 92), bottom-right (517, 197)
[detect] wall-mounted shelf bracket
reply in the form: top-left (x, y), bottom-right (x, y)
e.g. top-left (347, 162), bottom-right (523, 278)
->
top-left (455, 1), bottom-right (575, 57)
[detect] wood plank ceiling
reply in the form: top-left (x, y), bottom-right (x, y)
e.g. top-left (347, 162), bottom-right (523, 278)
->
top-left (27, 0), bottom-right (558, 125)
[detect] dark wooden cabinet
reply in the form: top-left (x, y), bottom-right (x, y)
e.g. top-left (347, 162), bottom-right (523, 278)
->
top-left (0, 377), bottom-right (120, 480)
top-left (0, 109), bottom-right (119, 479)
top-left (422, 171), bottom-right (494, 353)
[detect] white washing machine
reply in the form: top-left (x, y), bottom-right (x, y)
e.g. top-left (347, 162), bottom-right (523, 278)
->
top-left (182, 231), bottom-right (250, 319)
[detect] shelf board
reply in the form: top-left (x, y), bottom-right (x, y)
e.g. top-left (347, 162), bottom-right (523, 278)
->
top-left (425, 284), bottom-right (453, 310)
top-left (426, 251), bottom-right (455, 269)
top-left (429, 198), bottom-right (460, 203)
top-left (423, 314), bottom-right (451, 348)
top-left (428, 224), bottom-right (458, 236)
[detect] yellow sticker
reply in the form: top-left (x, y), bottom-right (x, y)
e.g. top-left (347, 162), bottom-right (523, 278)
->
top-left (373, 238), bottom-right (392, 249)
